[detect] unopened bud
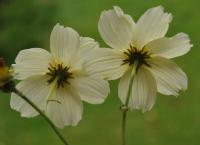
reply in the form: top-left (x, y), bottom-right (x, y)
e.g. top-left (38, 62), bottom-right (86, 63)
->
top-left (0, 57), bottom-right (14, 92)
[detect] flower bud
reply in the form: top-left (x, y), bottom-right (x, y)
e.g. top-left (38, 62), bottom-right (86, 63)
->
top-left (0, 58), bottom-right (14, 92)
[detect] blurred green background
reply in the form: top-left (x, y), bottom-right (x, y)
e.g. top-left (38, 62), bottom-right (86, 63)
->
top-left (0, 0), bottom-right (199, 145)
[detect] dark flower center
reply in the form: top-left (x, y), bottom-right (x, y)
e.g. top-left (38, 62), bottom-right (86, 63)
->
top-left (123, 45), bottom-right (151, 70)
top-left (46, 63), bottom-right (73, 88)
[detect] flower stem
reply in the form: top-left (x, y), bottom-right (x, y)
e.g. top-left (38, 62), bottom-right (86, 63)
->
top-left (121, 109), bottom-right (127, 145)
top-left (12, 87), bottom-right (69, 145)
top-left (121, 62), bottom-right (138, 145)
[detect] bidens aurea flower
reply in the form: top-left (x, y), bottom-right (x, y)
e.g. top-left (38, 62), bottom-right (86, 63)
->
top-left (89, 6), bottom-right (192, 112)
top-left (11, 24), bottom-right (110, 128)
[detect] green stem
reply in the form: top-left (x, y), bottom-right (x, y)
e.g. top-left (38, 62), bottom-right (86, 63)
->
top-left (12, 87), bottom-right (69, 145)
top-left (121, 109), bottom-right (127, 145)
top-left (121, 62), bottom-right (138, 145)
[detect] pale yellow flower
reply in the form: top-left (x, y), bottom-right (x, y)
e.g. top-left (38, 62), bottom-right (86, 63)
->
top-left (87, 6), bottom-right (192, 112)
top-left (11, 24), bottom-right (110, 128)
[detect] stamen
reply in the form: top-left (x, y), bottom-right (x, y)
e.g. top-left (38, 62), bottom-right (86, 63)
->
top-left (46, 63), bottom-right (73, 88)
top-left (123, 45), bottom-right (151, 70)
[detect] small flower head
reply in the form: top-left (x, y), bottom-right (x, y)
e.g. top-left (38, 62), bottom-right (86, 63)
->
top-left (11, 24), bottom-right (110, 128)
top-left (92, 6), bottom-right (193, 112)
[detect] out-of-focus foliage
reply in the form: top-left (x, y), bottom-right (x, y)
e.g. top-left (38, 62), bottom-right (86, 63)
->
top-left (0, 0), bottom-right (58, 63)
top-left (0, 0), bottom-right (200, 145)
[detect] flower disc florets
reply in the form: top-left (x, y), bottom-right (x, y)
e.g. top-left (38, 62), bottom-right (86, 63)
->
top-left (47, 63), bottom-right (73, 88)
top-left (123, 45), bottom-right (150, 69)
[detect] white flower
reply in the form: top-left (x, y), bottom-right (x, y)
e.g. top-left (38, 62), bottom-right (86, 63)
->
top-left (87, 6), bottom-right (192, 112)
top-left (11, 23), bottom-right (110, 128)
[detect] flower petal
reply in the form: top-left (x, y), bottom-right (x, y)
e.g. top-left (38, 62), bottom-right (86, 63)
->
top-left (129, 66), bottom-right (157, 112)
top-left (132, 6), bottom-right (172, 49)
top-left (118, 68), bottom-right (132, 104)
top-left (98, 6), bottom-right (135, 49)
top-left (72, 75), bottom-right (110, 104)
top-left (79, 37), bottom-right (99, 56)
top-left (148, 57), bottom-right (187, 96)
top-left (46, 86), bottom-right (83, 128)
top-left (145, 33), bottom-right (192, 58)
top-left (78, 37), bottom-right (99, 65)
top-left (50, 23), bottom-right (80, 63)
top-left (10, 76), bottom-right (49, 117)
top-left (13, 48), bottom-right (51, 80)
top-left (84, 48), bottom-right (128, 80)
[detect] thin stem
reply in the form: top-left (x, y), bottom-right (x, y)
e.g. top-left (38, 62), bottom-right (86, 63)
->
top-left (121, 62), bottom-right (138, 145)
top-left (12, 87), bottom-right (69, 145)
top-left (125, 64), bottom-right (138, 106)
top-left (121, 110), bottom-right (127, 145)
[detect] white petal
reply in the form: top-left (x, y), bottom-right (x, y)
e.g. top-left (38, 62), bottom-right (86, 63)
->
top-left (50, 23), bottom-right (80, 63)
top-left (84, 48), bottom-right (128, 80)
top-left (74, 37), bottom-right (99, 70)
top-left (79, 37), bottom-right (99, 56)
top-left (13, 48), bottom-right (51, 80)
top-left (132, 6), bottom-right (172, 49)
top-left (118, 68), bottom-right (132, 104)
top-left (72, 75), bottom-right (110, 104)
top-left (10, 76), bottom-right (49, 117)
top-left (145, 33), bottom-right (192, 58)
top-left (148, 57), bottom-right (187, 96)
top-left (98, 6), bottom-right (135, 49)
top-left (46, 87), bottom-right (83, 128)
top-left (129, 66), bottom-right (157, 112)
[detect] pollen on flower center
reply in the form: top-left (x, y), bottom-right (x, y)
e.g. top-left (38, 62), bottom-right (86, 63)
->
top-left (123, 45), bottom-right (151, 69)
top-left (46, 63), bottom-right (73, 88)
